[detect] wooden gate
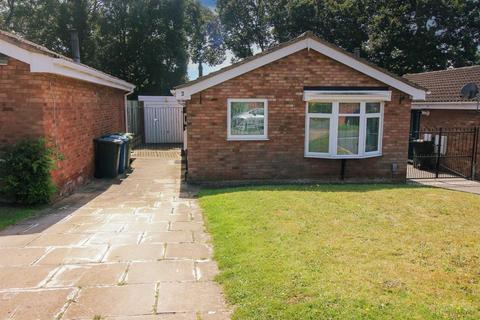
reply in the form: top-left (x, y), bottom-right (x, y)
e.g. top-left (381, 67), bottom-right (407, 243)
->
top-left (140, 96), bottom-right (184, 144)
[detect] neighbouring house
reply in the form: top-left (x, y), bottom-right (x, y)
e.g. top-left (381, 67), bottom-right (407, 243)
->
top-left (172, 32), bottom-right (426, 183)
top-left (404, 66), bottom-right (480, 180)
top-left (0, 30), bottom-right (135, 195)
top-left (404, 66), bottom-right (480, 131)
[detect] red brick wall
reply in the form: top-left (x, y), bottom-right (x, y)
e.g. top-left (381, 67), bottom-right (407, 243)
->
top-left (0, 59), bottom-right (46, 146)
top-left (420, 109), bottom-right (480, 130)
top-left (186, 49), bottom-right (412, 183)
top-left (0, 57), bottom-right (126, 195)
top-left (42, 74), bottom-right (126, 194)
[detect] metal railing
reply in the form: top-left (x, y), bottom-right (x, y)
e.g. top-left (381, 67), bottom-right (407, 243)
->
top-left (407, 127), bottom-right (479, 179)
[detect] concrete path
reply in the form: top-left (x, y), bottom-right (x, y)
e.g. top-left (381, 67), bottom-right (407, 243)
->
top-left (410, 177), bottom-right (480, 195)
top-left (0, 155), bottom-right (230, 319)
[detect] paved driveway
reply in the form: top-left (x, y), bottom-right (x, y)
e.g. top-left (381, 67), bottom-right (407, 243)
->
top-left (0, 155), bottom-right (230, 319)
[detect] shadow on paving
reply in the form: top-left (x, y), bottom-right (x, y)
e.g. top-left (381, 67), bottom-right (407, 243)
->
top-left (0, 157), bottom-right (195, 237)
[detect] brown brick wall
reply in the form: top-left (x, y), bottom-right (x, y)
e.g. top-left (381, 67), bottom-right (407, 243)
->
top-left (186, 49), bottom-right (412, 183)
top-left (0, 57), bottom-right (126, 195)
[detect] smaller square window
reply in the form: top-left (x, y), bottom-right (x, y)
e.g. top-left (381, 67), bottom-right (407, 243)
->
top-left (308, 102), bottom-right (332, 114)
top-left (339, 102), bottom-right (360, 114)
top-left (366, 102), bottom-right (381, 113)
top-left (228, 99), bottom-right (268, 140)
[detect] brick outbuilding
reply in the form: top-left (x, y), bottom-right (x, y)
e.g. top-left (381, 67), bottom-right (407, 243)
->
top-left (0, 30), bottom-right (135, 195)
top-left (173, 32), bottom-right (426, 183)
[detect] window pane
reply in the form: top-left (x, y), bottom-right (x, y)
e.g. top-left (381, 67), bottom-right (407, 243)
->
top-left (230, 102), bottom-right (265, 136)
top-left (337, 116), bottom-right (359, 155)
top-left (309, 118), bottom-right (330, 153)
top-left (339, 102), bottom-right (360, 114)
top-left (366, 102), bottom-right (381, 113)
top-left (366, 117), bottom-right (380, 152)
top-left (308, 102), bottom-right (332, 114)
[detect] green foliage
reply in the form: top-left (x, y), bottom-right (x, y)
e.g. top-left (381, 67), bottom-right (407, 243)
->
top-left (218, 0), bottom-right (480, 74)
top-left (0, 139), bottom-right (62, 205)
top-left (0, 0), bottom-right (191, 95)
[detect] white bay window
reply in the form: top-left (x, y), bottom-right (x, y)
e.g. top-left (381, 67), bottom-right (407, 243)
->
top-left (305, 101), bottom-right (384, 159)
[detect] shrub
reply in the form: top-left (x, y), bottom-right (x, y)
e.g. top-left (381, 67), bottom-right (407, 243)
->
top-left (0, 139), bottom-right (63, 205)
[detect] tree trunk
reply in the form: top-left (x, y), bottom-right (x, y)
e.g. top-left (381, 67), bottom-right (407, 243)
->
top-left (198, 62), bottom-right (203, 77)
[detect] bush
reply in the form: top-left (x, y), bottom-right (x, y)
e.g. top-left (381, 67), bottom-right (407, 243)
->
top-left (0, 139), bottom-right (62, 205)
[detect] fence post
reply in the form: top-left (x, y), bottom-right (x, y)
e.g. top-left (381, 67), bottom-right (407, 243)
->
top-left (435, 128), bottom-right (443, 178)
top-left (472, 127), bottom-right (479, 180)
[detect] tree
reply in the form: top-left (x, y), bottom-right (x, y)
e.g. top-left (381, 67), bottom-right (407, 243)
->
top-left (97, 0), bottom-right (189, 95)
top-left (217, 0), bottom-right (480, 74)
top-left (217, 0), bottom-right (272, 59)
top-left (186, 0), bottom-right (225, 77)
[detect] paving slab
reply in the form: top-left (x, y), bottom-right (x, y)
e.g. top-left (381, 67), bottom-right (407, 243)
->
top-left (0, 288), bottom-right (74, 320)
top-left (46, 263), bottom-right (127, 288)
top-left (165, 243), bottom-right (212, 260)
top-left (0, 265), bottom-right (57, 289)
top-left (142, 231), bottom-right (194, 244)
top-left (0, 247), bottom-right (47, 266)
top-left (37, 246), bottom-right (108, 265)
top-left (103, 244), bottom-right (165, 262)
top-left (156, 282), bottom-right (227, 313)
top-left (27, 233), bottom-right (91, 247)
top-left (127, 260), bottom-right (195, 283)
top-left (0, 234), bottom-right (40, 247)
top-left (64, 284), bottom-right (156, 318)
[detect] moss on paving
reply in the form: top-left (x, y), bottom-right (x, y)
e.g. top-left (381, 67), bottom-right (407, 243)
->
top-left (199, 184), bottom-right (480, 320)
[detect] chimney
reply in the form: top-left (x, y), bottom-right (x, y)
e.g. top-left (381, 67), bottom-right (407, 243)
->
top-left (353, 47), bottom-right (361, 58)
top-left (70, 30), bottom-right (81, 63)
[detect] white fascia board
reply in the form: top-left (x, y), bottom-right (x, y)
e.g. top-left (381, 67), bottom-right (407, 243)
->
top-left (0, 38), bottom-right (135, 91)
top-left (174, 37), bottom-right (426, 101)
top-left (174, 40), bottom-right (307, 100)
top-left (51, 59), bottom-right (135, 91)
top-left (304, 90), bottom-right (392, 102)
top-left (0, 38), bottom-right (34, 64)
top-left (412, 102), bottom-right (480, 110)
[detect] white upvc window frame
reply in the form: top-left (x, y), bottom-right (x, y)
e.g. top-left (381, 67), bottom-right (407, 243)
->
top-left (227, 98), bottom-right (268, 141)
top-left (304, 101), bottom-right (384, 159)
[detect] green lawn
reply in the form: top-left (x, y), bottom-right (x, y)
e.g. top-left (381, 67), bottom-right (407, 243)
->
top-left (199, 185), bottom-right (480, 320)
top-left (0, 205), bottom-right (39, 230)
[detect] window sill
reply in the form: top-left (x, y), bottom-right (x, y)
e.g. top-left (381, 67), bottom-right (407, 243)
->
top-left (227, 138), bottom-right (270, 141)
top-left (304, 153), bottom-right (382, 159)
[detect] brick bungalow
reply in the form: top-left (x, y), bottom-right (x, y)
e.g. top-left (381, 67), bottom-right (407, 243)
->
top-left (404, 66), bottom-right (480, 130)
top-left (404, 66), bottom-right (480, 179)
top-left (0, 30), bottom-right (135, 195)
top-left (172, 32), bottom-right (426, 183)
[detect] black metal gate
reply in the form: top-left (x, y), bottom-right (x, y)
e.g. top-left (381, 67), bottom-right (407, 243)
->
top-left (407, 127), bottom-right (479, 179)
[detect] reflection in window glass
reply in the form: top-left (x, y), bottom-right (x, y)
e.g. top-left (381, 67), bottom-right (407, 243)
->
top-left (337, 116), bottom-right (359, 155)
top-left (366, 117), bottom-right (380, 152)
top-left (308, 102), bottom-right (332, 114)
top-left (230, 102), bottom-right (265, 136)
top-left (339, 102), bottom-right (360, 114)
top-left (309, 118), bottom-right (330, 153)
top-left (366, 102), bottom-right (381, 113)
